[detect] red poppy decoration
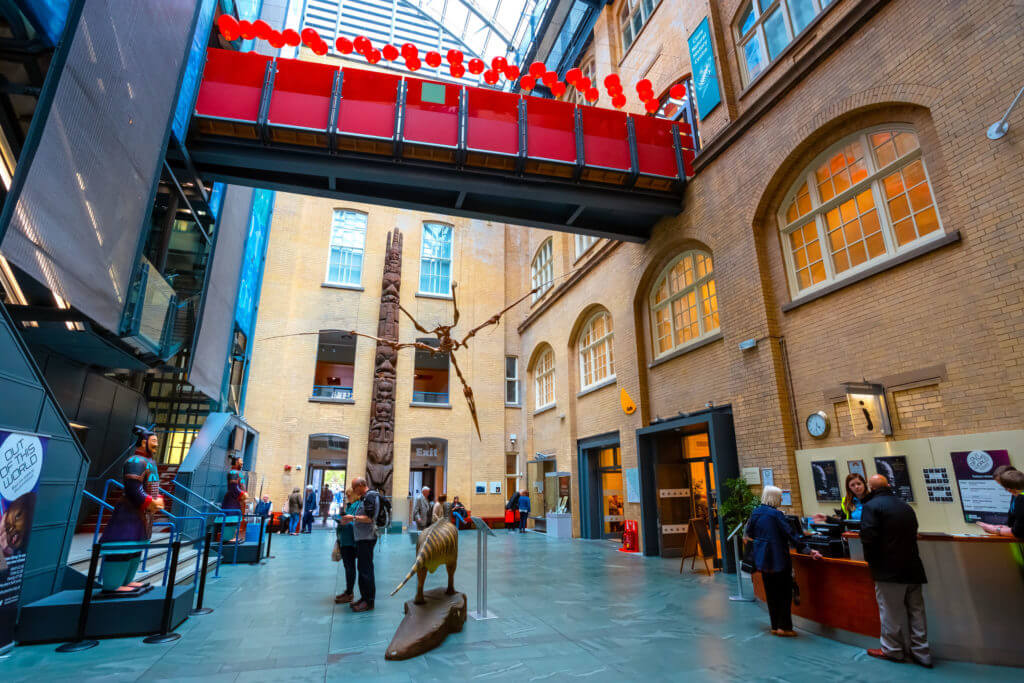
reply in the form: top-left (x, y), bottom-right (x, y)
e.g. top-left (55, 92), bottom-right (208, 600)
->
top-left (636, 78), bottom-right (652, 94)
top-left (607, 83), bottom-right (623, 96)
top-left (603, 73), bottom-right (620, 88)
top-left (541, 71), bottom-right (558, 87)
top-left (468, 58), bottom-right (485, 74)
top-left (238, 20), bottom-right (255, 40)
top-left (483, 70), bottom-right (499, 85)
top-left (565, 67), bottom-right (582, 85)
top-left (519, 75), bottom-right (536, 91)
top-left (612, 94), bottom-right (627, 109)
top-left (353, 35), bottom-right (370, 53)
top-left (529, 61), bottom-right (546, 78)
top-left (645, 98), bottom-right (660, 113)
top-left (447, 49), bottom-right (463, 64)
top-left (252, 20), bottom-right (272, 39)
top-left (268, 31), bottom-right (286, 49)
top-left (491, 56), bottom-right (507, 72)
top-left (450, 63), bottom-right (466, 78)
top-left (301, 27), bottom-right (320, 46)
top-left (585, 87), bottom-right (600, 102)
top-left (336, 37), bottom-right (353, 54)
top-left (401, 42), bottom-right (417, 59)
top-left (425, 51), bottom-right (442, 68)
top-left (504, 64), bottom-right (520, 80)
top-left (382, 44), bottom-right (399, 61)
top-left (669, 83), bottom-right (687, 100)
top-left (216, 14), bottom-right (239, 40)
top-left (367, 49), bottom-right (382, 64)
top-left (283, 29), bottom-right (301, 46)
top-left (577, 77), bottom-right (591, 92)
top-left (550, 82), bottom-right (567, 97)
top-left (406, 57), bottom-right (421, 71)
top-left (313, 41), bottom-right (329, 56)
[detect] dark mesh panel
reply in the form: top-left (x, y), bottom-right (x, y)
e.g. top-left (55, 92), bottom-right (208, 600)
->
top-left (0, 0), bottom-right (198, 333)
top-left (189, 186), bottom-right (253, 401)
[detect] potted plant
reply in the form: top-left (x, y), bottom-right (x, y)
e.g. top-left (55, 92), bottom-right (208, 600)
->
top-left (720, 477), bottom-right (758, 535)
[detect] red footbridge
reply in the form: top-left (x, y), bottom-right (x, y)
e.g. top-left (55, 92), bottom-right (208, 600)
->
top-left (186, 49), bottom-right (695, 241)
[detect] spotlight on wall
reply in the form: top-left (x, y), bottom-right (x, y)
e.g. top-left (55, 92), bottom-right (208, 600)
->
top-left (509, 433), bottom-right (517, 450)
top-left (739, 338), bottom-right (758, 350)
top-left (987, 85), bottom-right (1023, 140)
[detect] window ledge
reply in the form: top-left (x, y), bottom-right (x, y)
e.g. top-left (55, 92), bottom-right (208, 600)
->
top-left (505, 403), bottom-right (522, 409)
top-left (648, 332), bottom-right (724, 369)
top-left (577, 376), bottom-right (617, 398)
top-left (321, 282), bottom-right (364, 292)
top-left (781, 231), bottom-right (961, 312)
top-left (410, 402), bottom-right (451, 409)
top-left (416, 291), bottom-right (453, 301)
top-left (309, 397), bottom-right (355, 405)
top-left (534, 403), bottom-right (557, 416)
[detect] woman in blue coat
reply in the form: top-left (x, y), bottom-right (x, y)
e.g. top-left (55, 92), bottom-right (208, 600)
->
top-left (744, 486), bottom-right (822, 636)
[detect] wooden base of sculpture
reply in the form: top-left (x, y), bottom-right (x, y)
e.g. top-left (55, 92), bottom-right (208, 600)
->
top-left (384, 588), bottom-right (467, 660)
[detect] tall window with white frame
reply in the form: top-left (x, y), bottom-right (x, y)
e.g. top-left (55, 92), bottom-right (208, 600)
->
top-left (620, 0), bottom-right (662, 52)
top-left (650, 251), bottom-right (719, 358)
top-left (575, 234), bottom-right (598, 259)
top-left (579, 311), bottom-right (614, 390)
top-left (531, 238), bottom-right (554, 302)
top-left (779, 126), bottom-right (942, 295)
top-left (735, 0), bottom-right (833, 84)
top-left (419, 222), bottom-right (453, 296)
top-left (325, 210), bottom-right (367, 287)
top-left (572, 61), bottom-right (596, 104)
top-left (534, 348), bottom-right (555, 410)
top-left (505, 356), bottom-right (519, 405)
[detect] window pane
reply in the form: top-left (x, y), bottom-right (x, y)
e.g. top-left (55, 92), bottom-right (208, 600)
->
top-left (789, 0), bottom-right (817, 33)
top-left (827, 190), bottom-right (883, 273)
top-left (739, 3), bottom-right (757, 36)
top-left (882, 159), bottom-right (939, 245)
top-left (505, 356), bottom-right (517, 379)
top-left (743, 34), bottom-right (767, 80)
top-left (763, 9), bottom-right (790, 60)
top-left (789, 224), bottom-right (825, 290)
top-left (506, 379), bottom-right (517, 404)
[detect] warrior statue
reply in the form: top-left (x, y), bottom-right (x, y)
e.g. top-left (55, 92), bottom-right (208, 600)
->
top-left (221, 456), bottom-right (248, 542)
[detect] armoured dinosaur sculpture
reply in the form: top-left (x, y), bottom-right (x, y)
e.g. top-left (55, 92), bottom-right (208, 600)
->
top-left (391, 503), bottom-right (459, 605)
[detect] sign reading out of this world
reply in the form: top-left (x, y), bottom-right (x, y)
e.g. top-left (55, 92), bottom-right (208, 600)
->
top-left (686, 17), bottom-right (722, 121)
top-left (951, 449), bottom-right (1012, 525)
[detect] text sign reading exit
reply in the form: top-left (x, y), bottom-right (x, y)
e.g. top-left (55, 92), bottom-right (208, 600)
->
top-left (687, 17), bottom-right (722, 120)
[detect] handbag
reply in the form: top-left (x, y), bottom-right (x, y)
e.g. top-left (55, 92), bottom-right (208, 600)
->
top-left (740, 540), bottom-right (756, 574)
top-left (331, 541), bottom-right (342, 562)
top-left (504, 509), bottom-right (515, 524)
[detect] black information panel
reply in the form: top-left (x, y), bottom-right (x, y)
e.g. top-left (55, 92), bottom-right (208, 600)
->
top-left (874, 455), bottom-right (914, 502)
top-left (811, 460), bottom-right (841, 502)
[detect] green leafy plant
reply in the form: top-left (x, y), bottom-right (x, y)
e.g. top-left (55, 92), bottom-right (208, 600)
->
top-left (720, 477), bottom-right (759, 533)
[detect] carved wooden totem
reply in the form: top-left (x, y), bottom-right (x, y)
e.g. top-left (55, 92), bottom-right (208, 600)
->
top-left (367, 229), bottom-right (403, 495)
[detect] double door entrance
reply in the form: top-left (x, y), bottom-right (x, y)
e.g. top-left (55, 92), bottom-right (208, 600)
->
top-left (579, 435), bottom-right (625, 540)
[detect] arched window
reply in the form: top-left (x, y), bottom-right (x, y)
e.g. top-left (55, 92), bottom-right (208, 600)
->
top-left (579, 311), bottom-right (614, 390)
top-left (534, 347), bottom-right (555, 409)
top-left (779, 126), bottom-right (942, 294)
top-left (655, 77), bottom-right (701, 150)
top-left (650, 251), bottom-right (719, 357)
top-left (735, 0), bottom-right (833, 85)
top-left (531, 239), bottom-right (554, 302)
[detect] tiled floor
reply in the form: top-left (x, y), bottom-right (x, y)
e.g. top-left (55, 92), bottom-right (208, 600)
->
top-left (4, 529), bottom-right (1019, 682)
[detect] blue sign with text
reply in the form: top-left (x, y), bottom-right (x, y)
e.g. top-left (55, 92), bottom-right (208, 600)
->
top-left (687, 17), bottom-right (722, 120)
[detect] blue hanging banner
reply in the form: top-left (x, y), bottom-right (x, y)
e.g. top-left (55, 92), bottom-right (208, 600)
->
top-left (686, 17), bottom-right (722, 121)
top-left (0, 430), bottom-right (47, 655)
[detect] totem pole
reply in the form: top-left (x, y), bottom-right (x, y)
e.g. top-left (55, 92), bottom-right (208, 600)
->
top-left (366, 229), bottom-right (402, 495)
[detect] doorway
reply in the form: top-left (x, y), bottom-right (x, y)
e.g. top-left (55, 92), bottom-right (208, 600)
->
top-left (577, 432), bottom-right (623, 540)
top-left (306, 433), bottom-right (348, 517)
top-left (409, 437), bottom-right (447, 520)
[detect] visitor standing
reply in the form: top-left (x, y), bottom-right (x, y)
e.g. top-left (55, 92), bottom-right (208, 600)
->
top-left (411, 486), bottom-right (432, 530)
top-left (431, 494), bottom-right (447, 524)
top-left (505, 490), bottom-right (520, 533)
top-left (517, 490), bottom-right (530, 533)
top-left (860, 475), bottom-right (931, 667)
top-left (303, 485), bottom-right (317, 533)
top-left (743, 486), bottom-right (822, 637)
top-left (346, 477), bottom-right (378, 612)
top-left (287, 487), bottom-right (302, 535)
top-left (255, 495), bottom-right (272, 517)
top-left (333, 489), bottom-right (359, 604)
top-left (977, 466), bottom-right (1024, 540)
top-left (320, 483), bottom-right (333, 525)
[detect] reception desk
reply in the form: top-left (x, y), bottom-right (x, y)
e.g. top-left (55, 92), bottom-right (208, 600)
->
top-left (752, 533), bottom-right (1024, 667)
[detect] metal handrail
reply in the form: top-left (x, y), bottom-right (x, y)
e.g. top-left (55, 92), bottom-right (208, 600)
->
top-left (159, 487), bottom-right (224, 586)
top-left (170, 479), bottom-right (225, 513)
top-left (82, 490), bottom-right (113, 511)
top-left (171, 479), bottom-right (229, 576)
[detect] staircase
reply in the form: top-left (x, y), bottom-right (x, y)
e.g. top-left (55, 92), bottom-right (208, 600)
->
top-left (65, 529), bottom-right (219, 589)
top-left (75, 464), bottom-right (180, 534)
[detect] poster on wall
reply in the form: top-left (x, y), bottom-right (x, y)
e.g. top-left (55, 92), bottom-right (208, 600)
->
top-left (848, 460), bottom-right (866, 478)
top-left (811, 460), bottom-right (841, 501)
top-left (624, 468), bottom-right (640, 503)
top-left (0, 430), bottom-right (47, 654)
top-left (686, 17), bottom-right (722, 120)
top-left (951, 450), bottom-right (1012, 524)
top-left (874, 456), bottom-right (914, 502)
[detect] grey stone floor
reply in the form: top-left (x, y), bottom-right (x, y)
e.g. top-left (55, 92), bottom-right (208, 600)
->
top-left (3, 529), bottom-right (1019, 682)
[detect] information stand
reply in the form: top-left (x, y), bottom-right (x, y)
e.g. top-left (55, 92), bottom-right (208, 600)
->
top-left (727, 523), bottom-right (753, 602)
top-left (469, 516), bottom-right (497, 620)
top-left (679, 517), bottom-right (715, 576)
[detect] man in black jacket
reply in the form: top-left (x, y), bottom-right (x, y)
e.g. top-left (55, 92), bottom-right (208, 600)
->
top-left (860, 474), bottom-right (931, 667)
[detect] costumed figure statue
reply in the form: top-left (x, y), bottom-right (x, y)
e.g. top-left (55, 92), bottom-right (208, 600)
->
top-left (220, 456), bottom-right (248, 543)
top-left (98, 426), bottom-right (163, 595)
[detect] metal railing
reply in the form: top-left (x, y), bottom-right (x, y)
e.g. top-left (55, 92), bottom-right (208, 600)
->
top-left (311, 385), bottom-right (353, 400)
top-left (170, 479), bottom-right (230, 577)
top-left (412, 390), bottom-right (448, 404)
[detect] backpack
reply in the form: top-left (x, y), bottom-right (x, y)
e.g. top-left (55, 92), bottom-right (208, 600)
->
top-left (366, 490), bottom-right (391, 528)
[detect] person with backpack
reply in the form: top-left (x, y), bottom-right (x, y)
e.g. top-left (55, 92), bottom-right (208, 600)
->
top-left (342, 477), bottom-right (379, 612)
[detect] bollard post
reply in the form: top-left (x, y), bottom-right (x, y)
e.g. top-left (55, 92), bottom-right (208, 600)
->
top-left (265, 519), bottom-right (275, 559)
top-left (257, 516), bottom-right (266, 564)
top-left (143, 541), bottom-right (183, 643)
top-left (190, 531), bottom-right (214, 615)
top-left (728, 523), bottom-right (753, 602)
top-left (469, 516), bottom-right (496, 620)
top-left (56, 543), bottom-right (101, 652)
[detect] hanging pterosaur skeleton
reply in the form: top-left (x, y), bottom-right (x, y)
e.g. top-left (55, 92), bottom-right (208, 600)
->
top-left (349, 282), bottom-right (540, 439)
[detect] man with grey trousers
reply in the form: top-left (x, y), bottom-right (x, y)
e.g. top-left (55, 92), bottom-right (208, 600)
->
top-left (860, 474), bottom-right (932, 668)
top-left (411, 486), bottom-right (431, 530)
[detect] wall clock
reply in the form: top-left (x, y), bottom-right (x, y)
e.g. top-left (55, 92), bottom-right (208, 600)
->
top-left (806, 411), bottom-right (830, 439)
